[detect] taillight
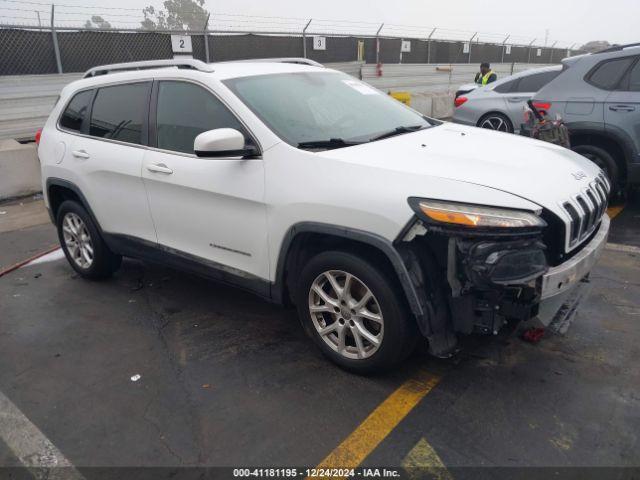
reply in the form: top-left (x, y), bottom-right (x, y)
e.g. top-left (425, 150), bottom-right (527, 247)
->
top-left (35, 128), bottom-right (42, 146)
top-left (454, 96), bottom-right (468, 108)
top-left (532, 101), bottom-right (551, 112)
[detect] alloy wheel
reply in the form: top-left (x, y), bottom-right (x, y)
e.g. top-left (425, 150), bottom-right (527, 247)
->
top-left (480, 115), bottom-right (511, 132)
top-left (62, 212), bottom-right (94, 269)
top-left (308, 270), bottom-right (384, 360)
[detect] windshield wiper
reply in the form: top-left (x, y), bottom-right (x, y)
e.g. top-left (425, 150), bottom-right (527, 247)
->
top-left (297, 138), bottom-right (363, 150)
top-left (369, 125), bottom-right (427, 142)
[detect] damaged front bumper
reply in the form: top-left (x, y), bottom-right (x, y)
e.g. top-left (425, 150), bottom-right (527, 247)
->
top-left (537, 214), bottom-right (610, 325)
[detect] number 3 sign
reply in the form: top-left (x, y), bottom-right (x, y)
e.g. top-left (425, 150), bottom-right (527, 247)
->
top-left (313, 36), bottom-right (326, 51)
top-left (171, 35), bottom-right (193, 54)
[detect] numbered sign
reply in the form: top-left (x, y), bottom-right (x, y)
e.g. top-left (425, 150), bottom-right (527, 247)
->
top-left (463, 42), bottom-right (470, 54)
top-left (313, 36), bottom-right (326, 51)
top-left (401, 40), bottom-right (411, 53)
top-left (537, 48), bottom-right (542, 57)
top-left (505, 45), bottom-right (512, 55)
top-left (171, 35), bottom-right (192, 54)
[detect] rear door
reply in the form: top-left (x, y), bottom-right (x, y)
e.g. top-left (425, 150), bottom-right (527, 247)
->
top-left (604, 56), bottom-right (640, 163)
top-left (141, 79), bottom-right (268, 281)
top-left (503, 70), bottom-right (561, 130)
top-left (62, 81), bottom-right (157, 243)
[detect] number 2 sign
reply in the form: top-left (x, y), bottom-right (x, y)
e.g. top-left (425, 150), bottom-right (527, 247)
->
top-left (171, 35), bottom-right (193, 54)
top-left (313, 36), bottom-right (326, 51)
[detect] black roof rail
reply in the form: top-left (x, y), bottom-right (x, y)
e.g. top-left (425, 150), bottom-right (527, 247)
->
top-left (595, 42), bottom-right (640, 54)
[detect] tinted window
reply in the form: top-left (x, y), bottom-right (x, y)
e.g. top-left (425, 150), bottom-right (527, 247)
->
top-left (625, 60), bottom-right (640, 91)
top-left (588, 57), bottom-right (635, 90)
top-left (156, 81), bottom-right (246, 154)
top-left (494, 79), bottom-right (516, 93)
top-left (90, 83), bottom-right (150, 144)
top-left (515, 70), bottom-right (561, 93)
top-left (59, 90), bottom-right (93, 132)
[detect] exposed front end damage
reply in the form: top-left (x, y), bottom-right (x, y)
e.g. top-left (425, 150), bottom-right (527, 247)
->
top-left (396, 212), bottom-right (609, 358)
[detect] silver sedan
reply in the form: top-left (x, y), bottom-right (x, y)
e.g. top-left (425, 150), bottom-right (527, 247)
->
top-left (452, 66), bottom-right (562, 134)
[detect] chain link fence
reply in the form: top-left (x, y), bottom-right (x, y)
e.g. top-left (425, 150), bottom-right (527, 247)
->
top-left (0, 23), bottom-right (584, 76)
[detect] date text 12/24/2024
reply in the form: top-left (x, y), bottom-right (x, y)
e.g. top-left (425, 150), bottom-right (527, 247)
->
top-left (233, 468), bottom-right (402, 478)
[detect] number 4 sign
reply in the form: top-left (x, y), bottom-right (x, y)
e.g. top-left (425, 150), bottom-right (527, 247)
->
top-left (171, 35), bottom-right (193, 54)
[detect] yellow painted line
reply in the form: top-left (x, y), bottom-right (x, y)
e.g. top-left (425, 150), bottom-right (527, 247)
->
top-left (312, 370), bottom-right (440, 476)
top-left (402, 438), bottom-right (453, 480)
top-left (607, 204), bottom-right (625, 219)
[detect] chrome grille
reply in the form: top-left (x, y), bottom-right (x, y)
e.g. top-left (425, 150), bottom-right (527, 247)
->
top-left (561, 173), bottom-right (609, 251)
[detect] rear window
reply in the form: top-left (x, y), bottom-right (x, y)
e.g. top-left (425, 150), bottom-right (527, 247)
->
top-left (59, 90), bottom-right (93, 132)
top-left (89, 82), bottom-right (150, 145)
top-left (622, 59), bottom-right (640, 91)
top-left (514, 70), bottom-right (561, 93)
top-left (587, 57), bottom-right (636, 90)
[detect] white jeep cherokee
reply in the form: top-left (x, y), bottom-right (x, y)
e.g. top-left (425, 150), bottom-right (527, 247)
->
top-left (39, 59), bottom-right (610, 373)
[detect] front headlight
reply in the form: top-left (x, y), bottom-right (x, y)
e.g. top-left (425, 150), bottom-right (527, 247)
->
top-left (410, 199), bottom-right (546, 229)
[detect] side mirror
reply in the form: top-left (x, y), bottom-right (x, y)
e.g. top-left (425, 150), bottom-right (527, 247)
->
top-left (194, 128), bottom-right (259, 158)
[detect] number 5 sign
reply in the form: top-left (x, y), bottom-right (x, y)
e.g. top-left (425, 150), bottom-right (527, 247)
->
top-left (171, 35), bottom-right (193, 54)
top-left (313, 36), bottom-right (326, 51)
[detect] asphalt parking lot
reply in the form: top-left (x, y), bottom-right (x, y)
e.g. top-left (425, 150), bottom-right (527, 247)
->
top-left (0, 194), bottom-right (639, 479)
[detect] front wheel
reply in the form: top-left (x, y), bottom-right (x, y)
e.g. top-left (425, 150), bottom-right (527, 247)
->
top-left (572, 144), bottom-right (619, 191)
top-left (295, 251), bottom-right (417, 373)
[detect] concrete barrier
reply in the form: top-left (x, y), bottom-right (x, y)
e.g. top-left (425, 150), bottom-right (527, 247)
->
top-left (0, 140), bottom-right (41, 200)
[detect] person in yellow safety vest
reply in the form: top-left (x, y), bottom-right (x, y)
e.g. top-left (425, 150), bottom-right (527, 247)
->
top-left (474, 62), bottom-right (498, 86)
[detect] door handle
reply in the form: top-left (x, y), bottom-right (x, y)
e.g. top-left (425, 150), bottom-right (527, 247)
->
top-left (146, 163), bottom-right (173, 174)
top-left (508, 97), bottom-right (527, 102)
top-left (71, 150), bottom-right (90, 159)
top-left (609, 105), bottom-right (635, 112)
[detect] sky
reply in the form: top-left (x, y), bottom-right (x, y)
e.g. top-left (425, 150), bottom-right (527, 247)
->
top-left (2, 0), bottom-right (638, 48)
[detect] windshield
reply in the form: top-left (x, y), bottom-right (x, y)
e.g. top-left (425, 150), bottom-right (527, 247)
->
top-left (224, 71), bottom-right (434, 148)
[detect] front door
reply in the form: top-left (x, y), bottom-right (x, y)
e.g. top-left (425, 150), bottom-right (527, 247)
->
top-left (605, 57), bottom-right (640, 165)
top-left (141, 80), bottom-right (269, 281)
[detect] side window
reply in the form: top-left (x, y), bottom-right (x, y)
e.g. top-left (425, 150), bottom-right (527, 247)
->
top-left (59, 90), bottom-right (93, 132)
top-left (514, 70), bottom-right (561, 93)
top-left (587, 57), bottom-right (635, 90)
top-left (494, 79), bottom-right (516, 94)
top-left (155, 81), bottom-right (247, 154)
top-left (89, 82), bottom-right (150, 145)
top-left (623, 60), bottom-right (640, 91)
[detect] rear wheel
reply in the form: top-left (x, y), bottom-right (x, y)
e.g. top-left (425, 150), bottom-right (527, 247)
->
top-left (295, 251), bottom-right (417, 373)
top-left (478, 113), bottom-right (514, 133)
top-left (56, 200), bottom-right (122, 280)
top-left (572, 144), bottom-right (619, 190)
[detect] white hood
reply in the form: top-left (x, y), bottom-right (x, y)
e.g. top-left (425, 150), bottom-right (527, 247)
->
top-left (318, 123), bottom-right (602, 216)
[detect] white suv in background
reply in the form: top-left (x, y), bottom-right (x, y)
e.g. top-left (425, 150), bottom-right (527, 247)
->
top-left (39, 59), bottom-right (610, 373)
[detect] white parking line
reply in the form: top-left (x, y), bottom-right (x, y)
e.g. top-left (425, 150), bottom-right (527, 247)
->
top-left (606, 242), bottom-right (640, 254)
top-left (24, 248), bottom-right (64, 267)
top-left (0, 390), bottom-right (85, 479)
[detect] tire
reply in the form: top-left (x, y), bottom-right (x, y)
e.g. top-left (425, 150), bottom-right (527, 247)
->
top-left (295, 250), bottom-right (417, 374)
top-left (56, 200), bottom-right (122, 280)
top-left (572, 144), bottom-right (619, 190)
top-left (478, 112), bottom-right (514, 133)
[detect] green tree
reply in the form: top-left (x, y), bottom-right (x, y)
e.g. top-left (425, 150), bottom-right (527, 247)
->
top-left (141, 0), bottom-right (209, 31)
top-left (84, 15), bottom-right (112, 29)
